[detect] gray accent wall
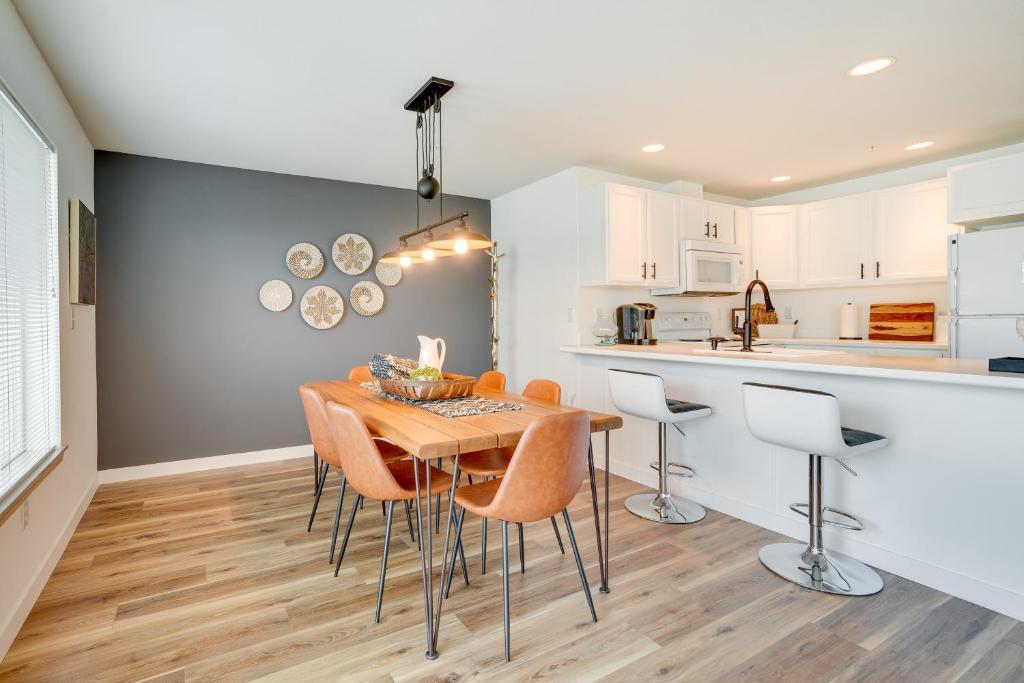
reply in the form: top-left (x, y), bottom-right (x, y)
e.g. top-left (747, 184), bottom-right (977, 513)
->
top-left (95, 152), bottom-right (491, 470)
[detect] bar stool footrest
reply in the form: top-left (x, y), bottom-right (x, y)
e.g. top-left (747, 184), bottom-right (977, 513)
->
top-left (788, 503), bottom-right (864, 531)
top-left (649, 461), bottom-right (695, 478)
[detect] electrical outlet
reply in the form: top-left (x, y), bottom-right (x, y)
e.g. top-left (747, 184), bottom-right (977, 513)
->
top-left (21, 500), bottom-right (29, 530)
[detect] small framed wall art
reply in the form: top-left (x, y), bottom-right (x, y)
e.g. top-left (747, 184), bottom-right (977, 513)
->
top-left (69, 198), bottom-right (97, 305)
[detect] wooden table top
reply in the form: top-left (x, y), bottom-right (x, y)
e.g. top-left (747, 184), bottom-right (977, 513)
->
top-left (309, 379), bottom-right (622, 459)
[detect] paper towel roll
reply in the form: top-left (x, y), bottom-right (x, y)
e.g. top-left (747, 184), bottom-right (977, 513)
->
top-left (839, 302), bottom-right (861, 339)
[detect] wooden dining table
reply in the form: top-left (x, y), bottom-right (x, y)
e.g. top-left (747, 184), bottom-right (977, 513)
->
top-left (309, 378), bottom-right (622, 660)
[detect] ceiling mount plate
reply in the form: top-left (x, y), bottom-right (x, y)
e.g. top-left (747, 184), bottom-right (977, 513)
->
top-left (404, 77), bottom-right (454, 113)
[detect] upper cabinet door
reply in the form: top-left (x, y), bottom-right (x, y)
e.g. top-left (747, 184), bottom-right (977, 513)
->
top-left (680, 197), bottom-right (709, 240)
top-left (645, 191), bottom-right (680, 286)
top-left (798, 195), bottom-right (873, 287)
top-left (873, 179), bottom-right (959, 283)
top-left (750, 206), bottom-right (799, 289)
top-left (947, 151), bottom-right (1024, 225)
top-left (605, 184), bottom-right (648, 285)
top-left (706, 202), bottom-right (736, 243)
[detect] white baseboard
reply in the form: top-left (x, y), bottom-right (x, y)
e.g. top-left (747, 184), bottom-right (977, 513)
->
top-left (98, 444), bottom-right (314, 484)
top-left (609, 457), bottom-right (1024, 623)
top-left (0, 474), bottom-right (97, 660)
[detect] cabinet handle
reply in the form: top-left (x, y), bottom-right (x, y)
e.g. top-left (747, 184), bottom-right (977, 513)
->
top-left (651, 262), bottom-right (656, 279)
top-left (642, 262), bottom-right (647, 280)
top-left (755, 269), bottom-right (759, 280)
top-left (712, 222), bottom-right (718, 239)
top-left (860, 263), bottom-right (864, 279)
top-left (876, 261), bottom-right (880, 278)
top-left (704, 221), bottom-right (710, 237)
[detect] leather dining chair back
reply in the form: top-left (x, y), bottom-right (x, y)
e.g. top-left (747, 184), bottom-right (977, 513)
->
top-left (477, 370), bottom-right (507, 391)
top-left (299, 384), bottom-right (342, 469)
top-left (488, 411), bottom-right (590, 523)
top-left (326, 402), bottom-right (413, 502)
top-left (348, 365), bottom-right (374, 383)
top-left (523, 379), bottom-right (561, 404)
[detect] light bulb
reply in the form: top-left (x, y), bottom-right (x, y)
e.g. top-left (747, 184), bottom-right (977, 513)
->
top-left (422, 247), bottom-right (435, 261)
top-left (399, 255), bottom-right (411, 267)
top-left (454, 238), bottom-right (469, 254)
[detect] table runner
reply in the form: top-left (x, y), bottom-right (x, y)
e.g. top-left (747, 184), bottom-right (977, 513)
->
top-left (360, 381), bottom-right (523, 418)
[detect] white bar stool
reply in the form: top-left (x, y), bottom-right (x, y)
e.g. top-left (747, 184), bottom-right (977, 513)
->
top-left (742, 382), bottom-right (887, 596)
top-left (608, 369), bottom-right (711, 524)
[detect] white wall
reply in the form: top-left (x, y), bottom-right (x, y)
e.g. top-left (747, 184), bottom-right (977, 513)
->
top-left (0, 0), bottom-right (97, 659)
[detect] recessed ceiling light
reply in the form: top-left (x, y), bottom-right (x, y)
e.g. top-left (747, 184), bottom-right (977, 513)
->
top-left (848, 56), bottom-right (896, 76)
top-left (641, 144), bottom-right (665, 153)
top-left (770, 176), bottom-right (791, 183)
top-left (905, 141), bottom-right (934, 150)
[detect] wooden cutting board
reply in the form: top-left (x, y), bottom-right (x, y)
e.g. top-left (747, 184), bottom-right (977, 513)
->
top-left (869, 302), bottom-right (935, 341)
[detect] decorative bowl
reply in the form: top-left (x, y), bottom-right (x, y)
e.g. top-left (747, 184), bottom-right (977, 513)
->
top-left (756, 323), bottom-right (798, 339)
top-left (378, 372), bottom-right (477, 401)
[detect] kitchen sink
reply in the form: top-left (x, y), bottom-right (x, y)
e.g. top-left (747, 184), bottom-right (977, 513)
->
top-left (692, 346), bottom-right (843, 358)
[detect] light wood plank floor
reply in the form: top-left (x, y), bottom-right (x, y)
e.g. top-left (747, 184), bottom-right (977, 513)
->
top-left (1, 458), bottom-right (1021, 682)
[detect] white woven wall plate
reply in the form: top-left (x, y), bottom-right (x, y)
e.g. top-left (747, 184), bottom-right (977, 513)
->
top-left (350, 281), bottom-right (384, 316)
top-left (287, 243), bottom-right (325, 279)
top-left (374, 261), bottom-right (402, 286)
top-left (301, 285), bottom-right (344, 329)
top-left (333, 233), bottom-right (373, 275)
top-left (259, 279), bottom-right (292, 311)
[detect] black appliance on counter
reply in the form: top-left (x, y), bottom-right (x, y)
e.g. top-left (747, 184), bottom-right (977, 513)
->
top-left (616, 303), bottom-right (657, 345)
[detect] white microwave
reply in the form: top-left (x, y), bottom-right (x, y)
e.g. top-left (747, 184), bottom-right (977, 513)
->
top-left (651, 239), bottom-right (744, 296)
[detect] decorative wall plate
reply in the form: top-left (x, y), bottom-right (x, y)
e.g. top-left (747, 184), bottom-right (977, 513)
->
top-left (259, 279), bottom-right (292, 311)
top-left (333, 233), bottom-right (373, 275)
top-left (375, 260), bottom-right (402, 286)
top-left (350, 281), bottom-right (384, 316)
top-left (287, 243), bottom-right (325, 279)
top-left (301, 285), bottom-right (344, 329)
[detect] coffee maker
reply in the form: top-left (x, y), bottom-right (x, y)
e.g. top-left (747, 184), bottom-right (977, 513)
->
top-left (616, 303), bottom-right (657, 345)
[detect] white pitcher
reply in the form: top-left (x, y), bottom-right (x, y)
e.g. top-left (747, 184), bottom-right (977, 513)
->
top-left (417, 336), bottom-right (446, 371)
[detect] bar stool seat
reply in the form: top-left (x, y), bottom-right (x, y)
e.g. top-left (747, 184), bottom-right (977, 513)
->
top-left (608, 369), bottom-right (711, 524)
top-left (742, 382), bottom-right (887, 597)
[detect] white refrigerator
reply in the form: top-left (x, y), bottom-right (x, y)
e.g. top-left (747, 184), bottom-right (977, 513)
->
top-left (948, 226), bottom-right (1024, 359)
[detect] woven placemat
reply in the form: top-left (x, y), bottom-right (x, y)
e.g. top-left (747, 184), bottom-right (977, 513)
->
top-left (360, 382), bottom-right (523, 418)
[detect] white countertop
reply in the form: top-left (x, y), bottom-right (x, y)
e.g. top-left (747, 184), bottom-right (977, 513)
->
top-left (560, 343), bottom-right (1023, 389)
top-left (761, 336), bottom-right (948, 350)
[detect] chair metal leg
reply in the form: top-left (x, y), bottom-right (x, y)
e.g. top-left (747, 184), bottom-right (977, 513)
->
top-left (381, 500), bottom-right (386, 516)
top-left (404, 500), bottom-right (416, 543)
top-left (550, 516), bottom-right (565, 554)
top-left (481, 516), bottom-right (488, 574)
top-left (501, 519), bottom-right (511, 662)
top-left (312, 452), bottom-right (320, 493)
top-left (307, 461), bottom-right (330, 532)
top-left (444, 506), bottom-right (467, 599)
top-left (562, 509), bottom-right (597, 623)
top-left (518, 523), bottom-right (525, 574)
top-left (328, 475), bottom-right (348, 563)
top-left (375, 500), bottom-right (395, 623)
top-left (334, 493), bottom-right (363, 577)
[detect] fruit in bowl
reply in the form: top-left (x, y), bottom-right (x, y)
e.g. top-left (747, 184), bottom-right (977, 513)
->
top-left (409, 367), bottom-right (443, 381)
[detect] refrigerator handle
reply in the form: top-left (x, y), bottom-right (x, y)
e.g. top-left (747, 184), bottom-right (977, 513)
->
top-left (950, 318), bottom-right (959, 359)
top-left (948, 235), bottom-right (959, 316)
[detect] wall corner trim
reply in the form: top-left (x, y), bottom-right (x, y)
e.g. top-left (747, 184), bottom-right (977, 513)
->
top-left (97, 444), bottom-right (314, 484)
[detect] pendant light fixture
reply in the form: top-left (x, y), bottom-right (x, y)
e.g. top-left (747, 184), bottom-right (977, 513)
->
top-left (426, 217), bottom-right (494, 253)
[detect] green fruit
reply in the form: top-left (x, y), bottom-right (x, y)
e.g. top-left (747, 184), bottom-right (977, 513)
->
top-left (410, 367), bottom-right (443, 381)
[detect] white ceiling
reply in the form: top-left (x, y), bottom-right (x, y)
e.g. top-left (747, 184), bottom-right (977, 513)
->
top-left (13, 0), bottom-right (1024, 200)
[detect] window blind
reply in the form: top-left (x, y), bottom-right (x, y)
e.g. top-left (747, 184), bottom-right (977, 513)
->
top-left (0, 83), bottom-right (61, 510)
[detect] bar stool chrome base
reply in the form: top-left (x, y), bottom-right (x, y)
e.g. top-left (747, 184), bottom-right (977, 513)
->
top-left (759, 542), bottom-right (883, 596)
top-left (625, 492), bottom-right (706, 524)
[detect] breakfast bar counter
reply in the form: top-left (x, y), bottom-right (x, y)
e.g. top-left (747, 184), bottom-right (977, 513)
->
top-left (561, 342), bottom-right (1024, 623)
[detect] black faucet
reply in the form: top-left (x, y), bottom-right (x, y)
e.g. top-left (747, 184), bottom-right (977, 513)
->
top-left (742, 279), bottom-right (775, 351)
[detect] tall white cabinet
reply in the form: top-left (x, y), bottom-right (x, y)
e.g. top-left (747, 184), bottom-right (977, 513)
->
top-left (798, 195), bottom-right (873, 287)
top-left (873, 179), bottom-right (954, 283)
top-left (749, 206), bottom-right (799, 288)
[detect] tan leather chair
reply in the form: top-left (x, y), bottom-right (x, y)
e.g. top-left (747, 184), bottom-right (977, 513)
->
top-left (459, 378), bottom-right (566, 572)
top-left (326, 401), bottom-right (466, 622)
top-left (348, 365), bottom-right (374, 383)
top-left (477, 370), bottom-right (507, 391)
top-left (445, 411), bottom-right (597, 661)
top-left (299, 384), bottom-right (412, 564)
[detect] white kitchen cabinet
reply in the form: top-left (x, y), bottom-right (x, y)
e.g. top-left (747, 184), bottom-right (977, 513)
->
top-left (873, 179), bottom-right (959, 283)
top-left (947, 151), bottom-right (1024, 225)
top-left (779, 343), bottom-right (947, 358)
top-left (578, 183), bottom-right (679, 287)
top-left (749, 206), bottom-right (799, 289)
top-left (798, 194), bottom-right (873, 287)
top-left (680, 198), bottom-right (735, 243)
